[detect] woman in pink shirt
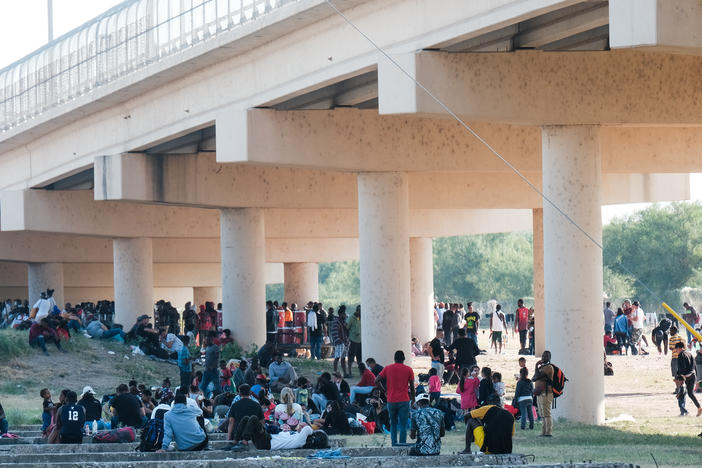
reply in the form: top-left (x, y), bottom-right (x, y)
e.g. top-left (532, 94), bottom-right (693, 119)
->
top-left (457, 365), bottom-right (480, 411)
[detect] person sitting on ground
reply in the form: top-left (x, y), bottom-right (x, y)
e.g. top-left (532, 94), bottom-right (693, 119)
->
top-left (214, 329), bottom-right (234, 347)
top-left (321, 400), bottom-right (351, 435)
top-left (295, 377), bottom-right (311, 409)
top-left (409, 393), bottom-right (445, 456)
top-left (29, 318), bottom-right (64, 355)
top-left (332, 372), bottom-right (350, 397)
top-left (604, 332), bottom-right (619, 355)
top-left (244, 359), bottom-right (258, 387)
top-left (227, 384), bottom-right (264, 446)
top-left (220, 360), bottom-right (233, 392)
top-left (311, 372), bottom-right (340, 414)
top-left (462, 394), bottom-right (514, 454)
top-left (232, 411), bottom-right (330, 451)
top-left (126, 314), bottom-right (157, 342)
top-left (268, 354), bottom-right (298, 393)
top-left (78, 386), bottom-right (105, 430)
top-left (349, 362), bottom-right (376, 404)
top-left (274, 387), bottom-right (306, 431)
top-left (0, 400), bottom-right (8, 435)
top-left (232, 360), bottom-right (247, 390)
top-left (158, 392), bottom-right (207, 452)
top-left (141, 390), bottom-right (156, 418)
top-left (111, 383), bottom-right (146, 428)
top-left (213, 391), bottom-right (235, 419)
top-left (59, 390), bottom-right (85, 444)
top-left (411, 337), bottom-right (424, 357)
top-left (86, 318), bottom-right (126, 341)
top-left (159, 328), bottom-right (184, 359)
top-left (365, 357), bottom-right (384, 377)
top-left (251, 374), bottom-right (267, 398)
top-left (257, 341), bottom-right (276, 369)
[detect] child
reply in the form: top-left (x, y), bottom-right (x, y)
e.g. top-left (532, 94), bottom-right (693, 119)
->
top-left (40, 388), bottom-right (54, 433)
top-left (492, 372), bottom-right (505, 407)
top-left (478, 367), bottom-right (495, 407)
top-left (428, 367), bottom-right (441, 406)
top-left (674, 375), bottom-right (688, 416)
top-left (219, 360), bottom-right (232, 392)
top-left (514, 357), bottom-right (527, 380)
top-left (457, 366), bottom-right (480, 412)
top-left (295, 377), bottom-right (310, 409)
top-left (514, 367), bottom-right (534, 429)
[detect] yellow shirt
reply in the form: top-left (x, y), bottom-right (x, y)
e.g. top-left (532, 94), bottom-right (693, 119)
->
top-left (669, 334), bottom-right (685, 358)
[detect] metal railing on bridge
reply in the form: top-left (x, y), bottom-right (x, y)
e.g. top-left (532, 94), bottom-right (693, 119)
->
top-left (0, 0), bottom-right (299, 133)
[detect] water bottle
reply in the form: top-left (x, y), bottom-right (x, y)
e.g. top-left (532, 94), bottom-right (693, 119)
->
top-left (92, 420), bottom-right (98, 434)
top-left (84, 423), bottom-right (91, 435)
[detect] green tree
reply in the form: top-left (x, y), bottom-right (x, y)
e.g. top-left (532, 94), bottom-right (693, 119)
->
top-left (603, 202), bottom-right (702, 305)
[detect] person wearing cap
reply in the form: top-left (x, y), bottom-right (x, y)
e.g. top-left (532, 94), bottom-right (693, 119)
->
top-left (409, 393), bottom-right (445, 456)
top-left (251, 374), bottom-right (267, 398)
top-left (126, 314), bottom-right (155, 341)
top-left (78, 386), bottom-right (105, 430)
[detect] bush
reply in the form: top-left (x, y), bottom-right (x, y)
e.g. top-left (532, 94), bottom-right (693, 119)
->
top-left (6, 407), bottom-right (41, 426)
top-left (0, 329), bottom-right (31, 359)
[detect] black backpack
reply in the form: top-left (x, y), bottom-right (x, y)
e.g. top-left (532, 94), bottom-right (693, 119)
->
top-left (137, 418), bottom-right (164, 452)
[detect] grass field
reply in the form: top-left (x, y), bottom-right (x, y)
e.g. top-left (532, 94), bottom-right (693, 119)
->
top-left (1, 328), bottom-right (701, 466)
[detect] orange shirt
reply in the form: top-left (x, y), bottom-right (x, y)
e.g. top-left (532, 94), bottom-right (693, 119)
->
top-left (284, 308), bottom-right (293, 323)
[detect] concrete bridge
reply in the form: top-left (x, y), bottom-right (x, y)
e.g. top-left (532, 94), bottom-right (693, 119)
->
top-left (1, 0), bottom-right (701, 424)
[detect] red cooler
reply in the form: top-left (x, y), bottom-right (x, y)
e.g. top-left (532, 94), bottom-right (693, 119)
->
top-left (293, 326), bottom-right (304, 344)
top-left (294, 310), bottom-right (306, 327)
top-left (279, 326), bottom-right (294, 344)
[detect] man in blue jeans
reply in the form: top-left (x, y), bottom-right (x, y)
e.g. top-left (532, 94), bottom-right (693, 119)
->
top-left (376, 350), bottom-right (415, 446)
top-left (200, 334), bottom-right (220, 397)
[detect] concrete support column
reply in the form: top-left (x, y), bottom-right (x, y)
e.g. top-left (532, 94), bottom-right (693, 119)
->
top-left (410, 237), bottom-right (435, 344)
top-left (283, 263), bottom-right (318, 307)
top-left (542, 126), bottom-right (604, 424)
top-left (28, 263), bottom-right (64, 307)
top-left (532, 208), bottom-right (545, 356)
top-left (193, 287), bottom-right (222, 307)
top-left (113, 238), bottom-right (153, 327)
top-left (358, 172), bottom-right (410, 365)
top-left (220, 208), bottom-right (265, 348)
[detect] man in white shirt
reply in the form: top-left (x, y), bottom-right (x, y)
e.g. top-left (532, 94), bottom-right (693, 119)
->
top-left (160, 329), bottom-right (184, 356)
top-left (33, 290), bottom-right (57, 322)
top-left (490, 305), bottom-right (507, 354)
top-left (630, 301), bottom-right (647, 355)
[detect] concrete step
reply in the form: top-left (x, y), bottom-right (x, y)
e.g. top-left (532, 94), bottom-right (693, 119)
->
top-left (0, 437), bottom-right (345, 451)
top-left (0, 452), bottom-right (530, 468)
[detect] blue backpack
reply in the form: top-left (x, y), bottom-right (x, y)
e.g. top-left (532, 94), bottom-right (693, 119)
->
top-left (138, 418), bottom-right (164, 452)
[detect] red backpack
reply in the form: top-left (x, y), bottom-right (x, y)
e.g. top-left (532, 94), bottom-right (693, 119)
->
top-left (549, 365), bottom-right (567, 399)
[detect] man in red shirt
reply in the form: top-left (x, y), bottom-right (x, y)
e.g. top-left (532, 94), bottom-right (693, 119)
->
top-left (376, 350), bottom-right (415, 446)
top-left (514, 299), bottom-right (530, 350)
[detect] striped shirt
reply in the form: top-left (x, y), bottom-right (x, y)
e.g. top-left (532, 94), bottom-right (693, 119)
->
top-left (669, 333), bottom-right (685, 358)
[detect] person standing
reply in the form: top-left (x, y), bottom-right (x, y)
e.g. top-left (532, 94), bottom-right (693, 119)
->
top-left (442, 307), bottom-right (455, 347)
top-left (330, 307), bottom-right (350, 377)
top-left (265, 301), bottom-right (277, 344)
top-left (629, 301), bottom-right (647, 355)
top-left (308, 304), bottom-right (325, 360)
top-left (533, 350), bottom-right (554, 437)
top-left (428, 330), bottom-right (445, 378)
top-left (514, 299), bottom-right (530, 350)
top-left (346, 305), bottom-right (362, 376)
top-left (376, 350), bottom-right (415, 446)
top-left (669, 326), bottom-right (685, 377)
top-left (464, 302), bottom-right (480, 345)
top-left (59, 391), bottom-right (85, 444)
top-left (613, 308), bottom-right (629, 355)
top-left (199, 334), bottom-right (220, 397)
top-left (490, 305), bottom-right (507, 354)
top-left (682, 303), bottom-right (699, 347)
top-left (178, 335), bottom-right (193, 392)
top-left (675, 342), bottom-right (702, 416)
top-left (603, 302), bottom-right (614, 335)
